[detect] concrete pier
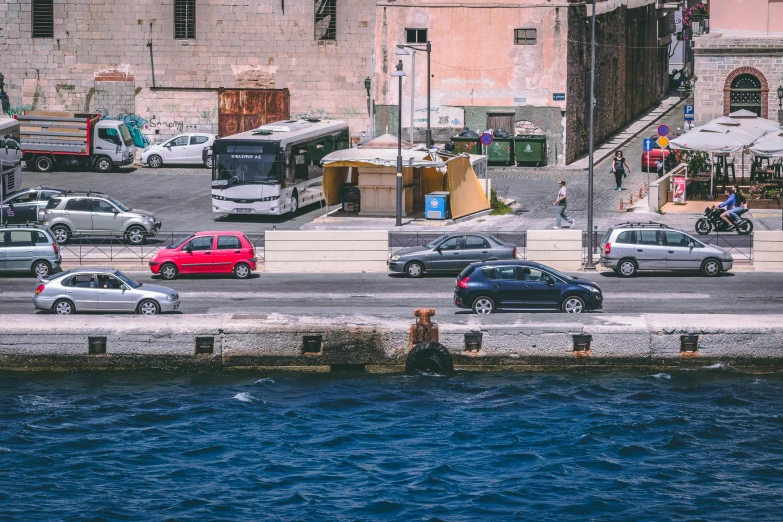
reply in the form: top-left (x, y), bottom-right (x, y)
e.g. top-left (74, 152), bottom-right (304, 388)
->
top-left (2, 313), bottom-right (783, 373)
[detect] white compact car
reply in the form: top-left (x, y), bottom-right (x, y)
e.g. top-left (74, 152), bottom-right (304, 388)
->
top-left (141, 133), bottom-right (217, 168)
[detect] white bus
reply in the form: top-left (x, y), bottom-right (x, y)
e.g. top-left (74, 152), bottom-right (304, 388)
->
top-left (0, 117), bottom-right (23, 201)
top-left (210, 119), bottom-right (349, 216)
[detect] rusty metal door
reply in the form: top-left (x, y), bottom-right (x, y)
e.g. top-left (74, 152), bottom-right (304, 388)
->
top-left (218, 88), bottom-right (290, 137)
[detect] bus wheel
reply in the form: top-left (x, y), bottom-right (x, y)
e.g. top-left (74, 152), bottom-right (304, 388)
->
top-left (290, 191), bottom-right (299, 214)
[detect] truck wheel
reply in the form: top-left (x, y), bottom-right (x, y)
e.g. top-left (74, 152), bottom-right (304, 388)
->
top-left (34, 155), bottom-right (55, 173)
top-left (94, 156), bottom-right (114, 173)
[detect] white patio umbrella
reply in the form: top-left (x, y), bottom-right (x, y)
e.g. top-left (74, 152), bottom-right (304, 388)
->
top-left (748, 131), bottom-right (783, 157)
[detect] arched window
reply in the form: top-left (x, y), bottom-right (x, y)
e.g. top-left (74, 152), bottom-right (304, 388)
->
top-left (729, 74), bottom-right (762, 116)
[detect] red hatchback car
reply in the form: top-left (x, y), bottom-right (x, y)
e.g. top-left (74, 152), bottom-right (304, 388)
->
top-left (149, 231), bottom-right (257, 280)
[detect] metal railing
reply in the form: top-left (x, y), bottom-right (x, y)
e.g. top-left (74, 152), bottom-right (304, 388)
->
top-left (58, 232), bottom-right (265, 265)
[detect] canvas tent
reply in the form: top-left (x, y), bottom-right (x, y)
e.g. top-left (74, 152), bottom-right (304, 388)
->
top-left (321, 141), bottom-right (490, 220)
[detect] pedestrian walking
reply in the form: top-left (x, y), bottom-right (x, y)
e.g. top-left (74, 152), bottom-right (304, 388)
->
top-left (553, 180), bottom-right (575, 229)
top-left (612, 151), bottom-right (630, 191)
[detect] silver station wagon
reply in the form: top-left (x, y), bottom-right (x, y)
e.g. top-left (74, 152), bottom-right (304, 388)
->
top-left (600, 222), bottom-right (733, 277)
top-left (34, 267), bottom-right (180, 315)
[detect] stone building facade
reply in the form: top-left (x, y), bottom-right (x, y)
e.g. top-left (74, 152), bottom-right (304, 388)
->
top-left (693, 0), bottom-right (783, 125)
top-left (0, 0), bottom-right (376, 143)
top-left (374, 0), bottom-right (670, 165)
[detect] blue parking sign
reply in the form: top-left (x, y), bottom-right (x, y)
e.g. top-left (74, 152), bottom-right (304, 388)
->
top-left (684, 104), bottom-right (694, 121)
top-left (643, 138), bottom-right (653, 152)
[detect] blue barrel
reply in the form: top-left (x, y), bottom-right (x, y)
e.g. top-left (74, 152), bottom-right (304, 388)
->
top-left (425, 192), bottom-right (450, 220)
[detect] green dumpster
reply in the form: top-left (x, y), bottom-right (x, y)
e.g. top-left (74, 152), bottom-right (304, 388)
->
top-left (487, 138), bottom-right (514, 166)
top-left (450, 136), bottom-right (481, 155)
top-left (515, 134), bottom-right (547, 167)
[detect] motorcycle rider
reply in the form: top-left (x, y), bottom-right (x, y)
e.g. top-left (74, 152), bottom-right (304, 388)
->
top-left (717, 187), bottom-right (738, 229)
top-left (725, 186), bottom-right (747, 229)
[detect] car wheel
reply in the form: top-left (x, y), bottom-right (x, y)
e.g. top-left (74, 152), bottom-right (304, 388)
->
top-left (147, 154), bottom-right (163, 168)
top-left (51, 225), bottom-right (71, 245)
top-left (405, 261), bottom-right (424, 278)
top-left (53, 299), bottom-right (74, 315)
top-left (290, 190), bottom-right (299, 214)
top-left (32, 260), bottom-right (51, 278)
top-left (160, 263), bottom-right (178, 280)
top-left (204, 156), bottom-right (213, 169)
top-left (137, 299), bottom-right (160, 315)
top-left (695, 218), bottom-right (712, 235)
top-left (94, 156), bottom-right (114, 173)
top-left (405, 342), bottom-right (454, 376)
top-left (562, 295), bottom-right (585, 314)
top-left (126, 226), bottom-right (147, 245)
top-left (233, 262), bottom-right (251, 279)
top-left (736, 220), bottom-right (753, 235)
top-left (616, 258), bottom-right (637, 278)
top-left (34, 155), bottom-right (54, 173)
top-left (701, 258), bottom-right (722, 277)
top-left (472, 296), bottom-right (495, 314)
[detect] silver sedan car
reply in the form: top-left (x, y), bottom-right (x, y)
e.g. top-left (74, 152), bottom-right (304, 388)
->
top-left (34, 267), bottom-right (180, 315)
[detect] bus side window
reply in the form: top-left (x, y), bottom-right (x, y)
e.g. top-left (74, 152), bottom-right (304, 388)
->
top-left (294, 146), bottom-right (308, 181)
top-left (285, 148), bottom-right (296, 187)
top-left (308, 140), bottom-right (328, 180)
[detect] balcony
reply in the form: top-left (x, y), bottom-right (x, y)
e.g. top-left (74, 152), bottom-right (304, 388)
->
top-left (690, 14), bottom-right (710, 36)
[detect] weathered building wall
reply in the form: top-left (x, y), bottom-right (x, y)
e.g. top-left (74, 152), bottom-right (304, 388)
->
top-left (565, 2), bottom-right (668, 164)
top-left (373, 0), bottom-right (568, 164)
top-left (0, 0), bottom-right (375, 142)
top-left (693, 36), bottom-right (783, 125)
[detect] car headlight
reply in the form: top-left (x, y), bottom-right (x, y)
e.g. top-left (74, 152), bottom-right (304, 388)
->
top-left (579, 284), bottom-right (600, 293)
top-left (212, 195), bottom-right (226, 200)
top-left (391, 255), bottom-right (400, 261)
top-left (143, 215), bottom-right (155, 222)
top-left (166, 294), bottom-right (178, 301)
top-left (725, 253), bottom-right (733, 260)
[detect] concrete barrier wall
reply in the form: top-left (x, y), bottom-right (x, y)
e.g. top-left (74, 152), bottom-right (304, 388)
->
top-left (265, 230), bottom-right (388, 272)
top-left (525, 229), bottom-right (583, 270)
top-left (754, 231), bottom-right (783, 272)
top-left (1, 314), bottom-right (783, 373)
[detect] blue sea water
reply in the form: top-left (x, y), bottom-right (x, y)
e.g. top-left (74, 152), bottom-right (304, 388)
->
top-left (1, 369), bottom-right (782, 521)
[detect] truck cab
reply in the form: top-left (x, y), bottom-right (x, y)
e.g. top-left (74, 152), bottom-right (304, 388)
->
top-left (92, 120), bottom-right (136, 172)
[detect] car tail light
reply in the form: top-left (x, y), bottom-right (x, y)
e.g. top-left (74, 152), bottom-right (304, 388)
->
top-left (457, 277), bottom-right (469, 289)
top-left (604, 243), bottom-right (611, 255)
top-left (512, 247), bottom-right (518, 258)
top-left (249, 248), bottom-right (255, 258)
top-left (35, 284), bottom-right (45, 294)
top-left (52, 242), bottom-right (58, 255)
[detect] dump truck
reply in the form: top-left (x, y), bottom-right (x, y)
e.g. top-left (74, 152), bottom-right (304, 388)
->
top-left (16, 112), bottom-right (135, 173)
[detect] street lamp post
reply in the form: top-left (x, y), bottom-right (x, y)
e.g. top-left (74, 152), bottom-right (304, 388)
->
top-left (585, 0), bottom-right (597, 270)
top-left (395, 41), bottom-right (432, 148)
top-left (777, 82), bottom-right (783, 124)
top-left (391, 60), bottom-right (407, 227)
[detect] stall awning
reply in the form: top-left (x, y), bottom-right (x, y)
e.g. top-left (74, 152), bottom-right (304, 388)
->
top-left (321, 147), bottom-right (446, 168)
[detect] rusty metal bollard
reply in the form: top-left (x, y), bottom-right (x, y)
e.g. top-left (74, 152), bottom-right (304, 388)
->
top-left (629, 193), bottom-right (634, 205)
top-left (410, 308), bottom-right (438, 345)
top-left (619, 198), bottom-right (624, 211)
top-left (639, 186), bottom-right (644, 200)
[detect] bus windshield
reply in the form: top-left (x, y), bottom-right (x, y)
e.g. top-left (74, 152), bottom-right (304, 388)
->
top-left (212, 141), bottom-right (281, 187)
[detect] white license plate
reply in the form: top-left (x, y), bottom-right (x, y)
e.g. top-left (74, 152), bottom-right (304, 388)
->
top-left (235, 208), bottom-right (252, 213)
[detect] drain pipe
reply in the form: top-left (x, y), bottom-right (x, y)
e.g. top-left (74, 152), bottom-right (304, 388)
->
top-left (147, 22), bottom-right (156, 89)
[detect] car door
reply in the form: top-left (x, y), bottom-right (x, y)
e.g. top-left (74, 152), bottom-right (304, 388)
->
top-left (96, 274), bottom-right (135, 311)
top-left (463, 236), bottom-right (492, 265)
top-left (634, 230), bottom-right (667, 269)
top-left (486, 265), bottom-right (528, 307)
top-left (518, 267), bottom-right (562, 308)
top-left (664, 230), bottom-right (701, 269)
top-left (90, 198), bottom-right (120, 234)
top-left (180, 235), bottom-right (215, 274)
top-left (95, 127), bottom-right (124, 159)
top-left (4, 191), bottom-right (38, 223)
top-left (213, 234), bottom-right (243, 273)
top-left (163, 135), bottom-right (191, 164)
top-left (188, 135), bottom-right (210, 162)
top-left (33, 230), bottom-right (54, 261)
top-left (65, 273), bottom-right (98, 311)
top-left (429, 236), bottom-right (463, 272)
top-left (63, 198), bottom-right (93, 233)
top-left (0, 231), bottom-right (6, 269)
top-left (4, 230), bottom-right (35, 270)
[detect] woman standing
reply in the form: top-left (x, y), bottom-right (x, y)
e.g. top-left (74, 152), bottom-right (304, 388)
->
top-left (612, 151), bottom-right (630, 191)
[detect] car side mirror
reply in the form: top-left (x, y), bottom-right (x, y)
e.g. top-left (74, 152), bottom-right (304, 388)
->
top-left (112, 208), bottom-right (119, 214)
top-left (184, 245), bottom-right (192, 253)
top-left (546, 277), bottom-right (555, 286)
top-left (689, 241), bottom-right (696, 248)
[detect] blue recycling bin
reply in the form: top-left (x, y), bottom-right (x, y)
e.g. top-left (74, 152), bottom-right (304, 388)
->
top-left (425, 192), bottom-right (450, 220)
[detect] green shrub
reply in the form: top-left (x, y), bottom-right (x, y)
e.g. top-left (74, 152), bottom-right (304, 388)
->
top-left (490, 189), bottom-right (512, 215)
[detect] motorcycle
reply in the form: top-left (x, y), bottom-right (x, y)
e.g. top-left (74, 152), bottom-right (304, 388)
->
top-left (695, 206), bottom-right (753, 235)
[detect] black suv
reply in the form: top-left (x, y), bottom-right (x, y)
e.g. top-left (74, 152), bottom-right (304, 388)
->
top-left (1, 186), bottom-right (66, 224)
top-left (453, 260), bottom-right (603, 314)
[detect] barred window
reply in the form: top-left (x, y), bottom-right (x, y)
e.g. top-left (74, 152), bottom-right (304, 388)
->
top-left (32, 0), bottom-right (54, 38)
top-left (514, 28), bottom-right (537, 45)
top-left (315, 0), bottom-right (336, 41)
top-left (174, 0), bottom-right (196, 40)
top-left (405, 29), bottom-right (427, 44)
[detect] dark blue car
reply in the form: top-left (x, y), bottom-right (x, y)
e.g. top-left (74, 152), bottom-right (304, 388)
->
top-left (453, 260), bottom-right (603, 314)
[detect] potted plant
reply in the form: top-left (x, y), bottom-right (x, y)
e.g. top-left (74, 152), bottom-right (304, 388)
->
top-left (682, 150), bottom-right (709, 175)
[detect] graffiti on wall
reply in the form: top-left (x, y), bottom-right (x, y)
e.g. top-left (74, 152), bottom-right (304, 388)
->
top-left (412, 106), bottom-right (464, 127)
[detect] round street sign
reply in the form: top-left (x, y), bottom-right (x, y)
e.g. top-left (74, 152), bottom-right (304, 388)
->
top-left (6, 209), bottom-right (14, 217)
top-left (480, 133), bottom-right (493, 146)
top-left (658, 124), bottom-right (669, 137)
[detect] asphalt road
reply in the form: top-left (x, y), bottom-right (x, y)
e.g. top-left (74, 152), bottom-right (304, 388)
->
top-left (1, 271), bottom-right (781, 317)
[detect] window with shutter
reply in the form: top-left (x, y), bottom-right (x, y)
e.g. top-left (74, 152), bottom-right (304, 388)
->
top-left (315, 0), bottom-right (337, 41)
top-left (174, 0), bottom-right (196, 40)
top-left (32, 0), bottom-right (54, 38)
